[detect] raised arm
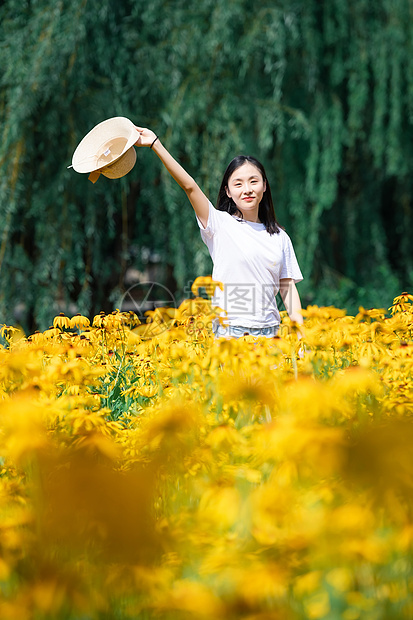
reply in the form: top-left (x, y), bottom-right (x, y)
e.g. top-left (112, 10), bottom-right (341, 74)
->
top-left (134, 127), bottom-right (210, 228)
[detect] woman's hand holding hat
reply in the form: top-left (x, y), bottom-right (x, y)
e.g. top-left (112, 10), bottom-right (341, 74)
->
top-left (134, 127), bottom-right (158, 148)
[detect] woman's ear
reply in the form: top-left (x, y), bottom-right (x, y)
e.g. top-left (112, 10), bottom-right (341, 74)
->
top-left (225, 187), bottom-right (231, 198)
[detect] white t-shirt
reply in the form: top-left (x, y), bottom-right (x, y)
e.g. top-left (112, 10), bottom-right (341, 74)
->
top-left (197, 201), bottom-right (303, 328)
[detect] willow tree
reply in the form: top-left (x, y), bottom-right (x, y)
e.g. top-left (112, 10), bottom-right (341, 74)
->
top-left (1, 0), bottom-right (412, 331)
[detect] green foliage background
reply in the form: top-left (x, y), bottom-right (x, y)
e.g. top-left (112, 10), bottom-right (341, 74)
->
top-left (1, 0), bottom-right (413, 330)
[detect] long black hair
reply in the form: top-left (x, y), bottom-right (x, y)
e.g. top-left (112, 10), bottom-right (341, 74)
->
top-left (216, 155), bottom-right (281, 235)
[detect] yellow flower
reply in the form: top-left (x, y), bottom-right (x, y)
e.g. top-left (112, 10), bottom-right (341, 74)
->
top-left (293, 571), bottom-right (323, 597)
top-left (156, 580), bottom-right (223, 617)
top-left (120, 310), bottom-right (140, 328)
top-left (92, 312), bottom-right (106, 328)
top-left (191, 276), bottom-right (224, 297)
top-left (69, 313), bottom-right (90, 329)
top-left (198, 486), bottom-right (242, 530)
top-left (389, 292), bottom-right (413, 314)
top-left (304, 591), bottom-right (330, 619)
top-left (103, 311), bottom-right (125, 330)
top-left (52, 313), bottom-right (71, 329)
top-left (28, 331), bottom-right (45, 345)
top-left (123, 382), bottom-right (158, 399)
top-left (218, 368), bottom-right (277, 408)
top-left (43, 326), bottom-right (61, 338)
top-left (177, 297), bottom-right (214, 318)
top-left (326, 567), bottom-right (353, 593)
top-left (0, 390), bottom-right (50, 462)
top-left (0, 324), bottom-right (19, 339)
top-left (358, 338), bottom-right (386, 364)
top-left (205, 425), bottom-right (245, 452)
top-left (355, 306), bottom-right (386, 322)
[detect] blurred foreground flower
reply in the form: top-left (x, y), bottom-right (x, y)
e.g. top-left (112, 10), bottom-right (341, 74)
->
top-left (344, 419), bottom-right (413, 510)
top-left (35, 447), bottom-right (162, 565)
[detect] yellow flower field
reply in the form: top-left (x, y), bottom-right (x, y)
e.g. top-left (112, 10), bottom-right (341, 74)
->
top-left (1, 284), bottom-right (413, 620)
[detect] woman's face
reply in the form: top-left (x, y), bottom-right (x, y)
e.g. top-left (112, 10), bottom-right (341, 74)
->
top-left (226, 162), bottom-right (266, 220)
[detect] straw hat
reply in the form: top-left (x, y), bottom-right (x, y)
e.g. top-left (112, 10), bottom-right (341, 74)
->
top-left (69, 117), bottom-right (140, 183)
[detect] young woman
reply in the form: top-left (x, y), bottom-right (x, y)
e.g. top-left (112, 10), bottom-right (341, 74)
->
top-left (134, 128), bottom-right (303, 339)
